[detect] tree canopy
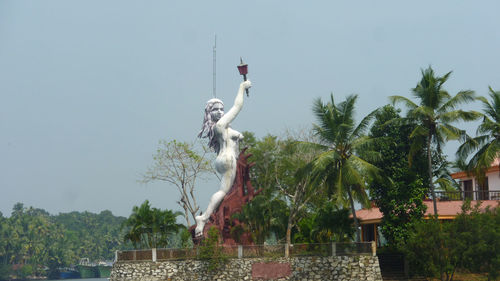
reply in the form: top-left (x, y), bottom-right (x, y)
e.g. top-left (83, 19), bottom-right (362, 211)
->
top-left (0, 203), bottom-right (130, 280)
top-left (390, 66), bottom-right (480, 215)
top-left (457, 87), bottom-right (500, 181)
top-left (368, 105), bottom-right (428, 245)
top-left (122, 200), bottom-right (184, 249)
top-left (304, 94), bottom-right (380, 242)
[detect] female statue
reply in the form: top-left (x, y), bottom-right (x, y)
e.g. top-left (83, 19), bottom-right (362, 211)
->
top-left (195, 80), bottom-right (252, 237)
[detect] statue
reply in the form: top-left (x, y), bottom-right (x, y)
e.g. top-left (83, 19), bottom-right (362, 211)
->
top-left (195, 80), bottom-right (252, 237)
top-left (190, 148), bottom-right (260, 245)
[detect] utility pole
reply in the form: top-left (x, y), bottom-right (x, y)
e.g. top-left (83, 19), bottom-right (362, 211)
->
top-left (213, 34), bottom-right (217, 98)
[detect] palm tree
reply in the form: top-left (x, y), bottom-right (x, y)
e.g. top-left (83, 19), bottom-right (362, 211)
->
top-left (390, 67), bottom-right (480, 216)
top-left (294, 203), bottom-right (354, 243)
top-left (457, 87), bottom-right (500, 181)
top-left (305, 94), bottom-right (380, 242)
top-left (123, 200), bottom-right (183, 248)
top-left (231, 190), bottom-right (288, 245)
top-left (434, 159), bottom-right (460, 194)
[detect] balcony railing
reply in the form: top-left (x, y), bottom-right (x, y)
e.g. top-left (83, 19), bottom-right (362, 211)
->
top-left (433, 190), bottom-right (500, 201)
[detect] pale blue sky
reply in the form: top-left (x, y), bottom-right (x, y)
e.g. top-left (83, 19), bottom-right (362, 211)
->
top-left (1, 0), bottom-right (499, 218)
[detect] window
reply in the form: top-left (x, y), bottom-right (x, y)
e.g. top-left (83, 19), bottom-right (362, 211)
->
top-left (463, 180), bottom-right (473, 200)
top-left (477, 177), bottom-right (489, 200)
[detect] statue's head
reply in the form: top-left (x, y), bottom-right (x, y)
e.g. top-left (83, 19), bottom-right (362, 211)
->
top-left (206, 98), bottom-right (224, 122)
top-left (198, 98), bottom-right (224, 153)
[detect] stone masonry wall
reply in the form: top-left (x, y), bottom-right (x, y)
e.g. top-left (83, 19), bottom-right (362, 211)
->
top-left (110, 256), bottom-right (382, 281)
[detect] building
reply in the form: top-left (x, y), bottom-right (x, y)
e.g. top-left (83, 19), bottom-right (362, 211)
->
top-left (450, 158), bottom-right (500, 200)
top-left (355, 160), bottom-right (500, 246)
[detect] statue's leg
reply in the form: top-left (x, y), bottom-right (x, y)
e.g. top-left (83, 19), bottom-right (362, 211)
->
top-left (195, 156), bottom-right (237, 236)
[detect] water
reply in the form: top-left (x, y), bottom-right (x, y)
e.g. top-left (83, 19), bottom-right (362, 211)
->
top-left (45, 278), bottom-right (108, 281)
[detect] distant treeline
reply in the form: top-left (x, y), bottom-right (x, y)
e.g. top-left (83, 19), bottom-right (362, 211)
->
top-left (0, 202), bottom-right (132, 279)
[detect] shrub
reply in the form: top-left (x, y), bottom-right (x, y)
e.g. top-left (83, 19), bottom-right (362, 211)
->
top-left (197, 227), bottom-right (228, 272)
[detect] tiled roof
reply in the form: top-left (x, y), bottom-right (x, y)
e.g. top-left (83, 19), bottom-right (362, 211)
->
top-left (451, 158), bottom-right (500, 179)
top-left (355, 200), bottom-right (500, 224)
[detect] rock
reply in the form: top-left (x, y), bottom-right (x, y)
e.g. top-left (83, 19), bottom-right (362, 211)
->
top-left (109, 255), bottom-right (382, 281)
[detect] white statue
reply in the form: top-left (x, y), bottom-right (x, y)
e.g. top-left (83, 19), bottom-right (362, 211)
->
top-left (195, 80), bottom-right (252, 237)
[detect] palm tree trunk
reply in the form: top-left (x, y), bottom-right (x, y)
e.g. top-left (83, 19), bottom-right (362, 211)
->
top-left (427, 135), bottom-right (438, 217)
top-left (347, 186), bottom-right (361, 243)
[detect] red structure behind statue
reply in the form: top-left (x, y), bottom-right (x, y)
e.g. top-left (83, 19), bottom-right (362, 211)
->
top-left (190, 148), bottom-right (260, 245)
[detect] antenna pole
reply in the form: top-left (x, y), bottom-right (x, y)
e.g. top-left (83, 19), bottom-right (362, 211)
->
top-left (213, 35), bottom-right (217, 98)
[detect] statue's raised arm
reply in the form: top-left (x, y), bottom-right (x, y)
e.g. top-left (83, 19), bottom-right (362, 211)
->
top-left (195, 80), bottom-right (252, 237)
top-left (215, 81), bottom-right (251, 130)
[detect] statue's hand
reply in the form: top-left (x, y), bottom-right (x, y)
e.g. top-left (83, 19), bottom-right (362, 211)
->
top-left (241, 80), bottom-right (252, 90)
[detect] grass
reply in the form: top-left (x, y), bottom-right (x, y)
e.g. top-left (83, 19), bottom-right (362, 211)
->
top-left (426, 272), bottom-right (491, 281)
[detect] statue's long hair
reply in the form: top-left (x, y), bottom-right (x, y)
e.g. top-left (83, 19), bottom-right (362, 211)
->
top-left (198, 98), bottom-right (223, 154)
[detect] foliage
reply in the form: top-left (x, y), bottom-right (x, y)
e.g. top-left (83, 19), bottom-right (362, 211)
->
top-left (275, 136), bottom-right (322, 247)
top-left (368, 105), bottom-right (428, 245)
top-left (0, 264), bottom-right (10, 281)
top-left (457, 87), bottom-right (500, 183)
top-left (433, 158), bottom-right (461, 193)
top-left (402, 218), bottom-right (456, 280)
top-left (294, 202), bottom-right (354, 243)
top-left (303, 94), bottom-right (380, 242)
top-left (142, 139), bottom-right (215, 227)
top-left (242, 131), bottom-right (320, 247)
top-left (390, 66), bottom-right (480, 215)
top-left (241, 132), bottom-right (279, 192)
top-left (177, 228), bottom-right (194, 249)
top-left (197, 227), bottom-right (228, 272)
top-left (453, 202), bottom-right (500, 280)
top-left (122, 200), bottom-right (184, 249)
top-left (401, 201), bottom-right (500, 281)
top-left (54, 209), bottom-right (129, 262)
top-left (16, 264), bottom-right (32, 279)
top-left (231, 189), bottom-right (288, 245)
top-left (0, 202), bottom-right (131, 280)
top-left (4, 203), bottom-right (71, 277)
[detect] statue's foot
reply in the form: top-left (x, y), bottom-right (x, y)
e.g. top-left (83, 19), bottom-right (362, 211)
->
top-left (195, 215), bottom-right (205, 237)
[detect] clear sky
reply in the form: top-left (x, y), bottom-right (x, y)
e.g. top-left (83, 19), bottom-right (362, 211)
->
top-left (1, 1), bottom-right (499, 218)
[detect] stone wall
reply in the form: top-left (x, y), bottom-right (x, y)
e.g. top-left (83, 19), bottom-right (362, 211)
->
top-left (110, 255), bottom-right (382, 281)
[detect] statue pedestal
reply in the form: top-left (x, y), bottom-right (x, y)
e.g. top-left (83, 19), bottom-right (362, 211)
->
top-left (190, 148), bottom-right (260, 245)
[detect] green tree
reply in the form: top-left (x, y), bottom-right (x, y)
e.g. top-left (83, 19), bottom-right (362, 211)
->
top-left (277, 138), bottom-right (320, 254)
top-left (0, 203), bottom-right (130, 280)
top-left (241, 133), bottom-right (279, 193)
top-left (403, 219), bottom-right (454, 280)
top-left (305, 94), bottom-right (380, 242)
top-left (402, 201), bottom-right (500, 281)
top-left (368, 105), bottom-right (428, 245)
top-left (433, 158), bottom-right (461, 194)
top-left (2, 204), bottom-right (68, 277)
top-left (454, 202), bottom-right (500, 280)
top-left (197, 227), bottom-right (228, 272)
top-left (390, 67), bottom-right (479, 216)
top-left (243, 132), bottom-right (320, 252)
top-left (55, 209), bottom-right (129, 262)
top-left (232, 190), bottom-right (288, 245)
top-left (0, 212), bottom-right (12, 281)
top-left (294, 202), bottom-right (354, 243)
top-left (457, 87), bottom-right (500, 182)
top-left (18, 264), bottom-right (33, 280)
top-left (123, 200), bottom-right (184, 249)
top-left (0, 264), bottom-right (10, 281)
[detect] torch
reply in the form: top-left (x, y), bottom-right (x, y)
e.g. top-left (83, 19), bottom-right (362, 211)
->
top-left (237, 58), bottom-right (249, 97)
